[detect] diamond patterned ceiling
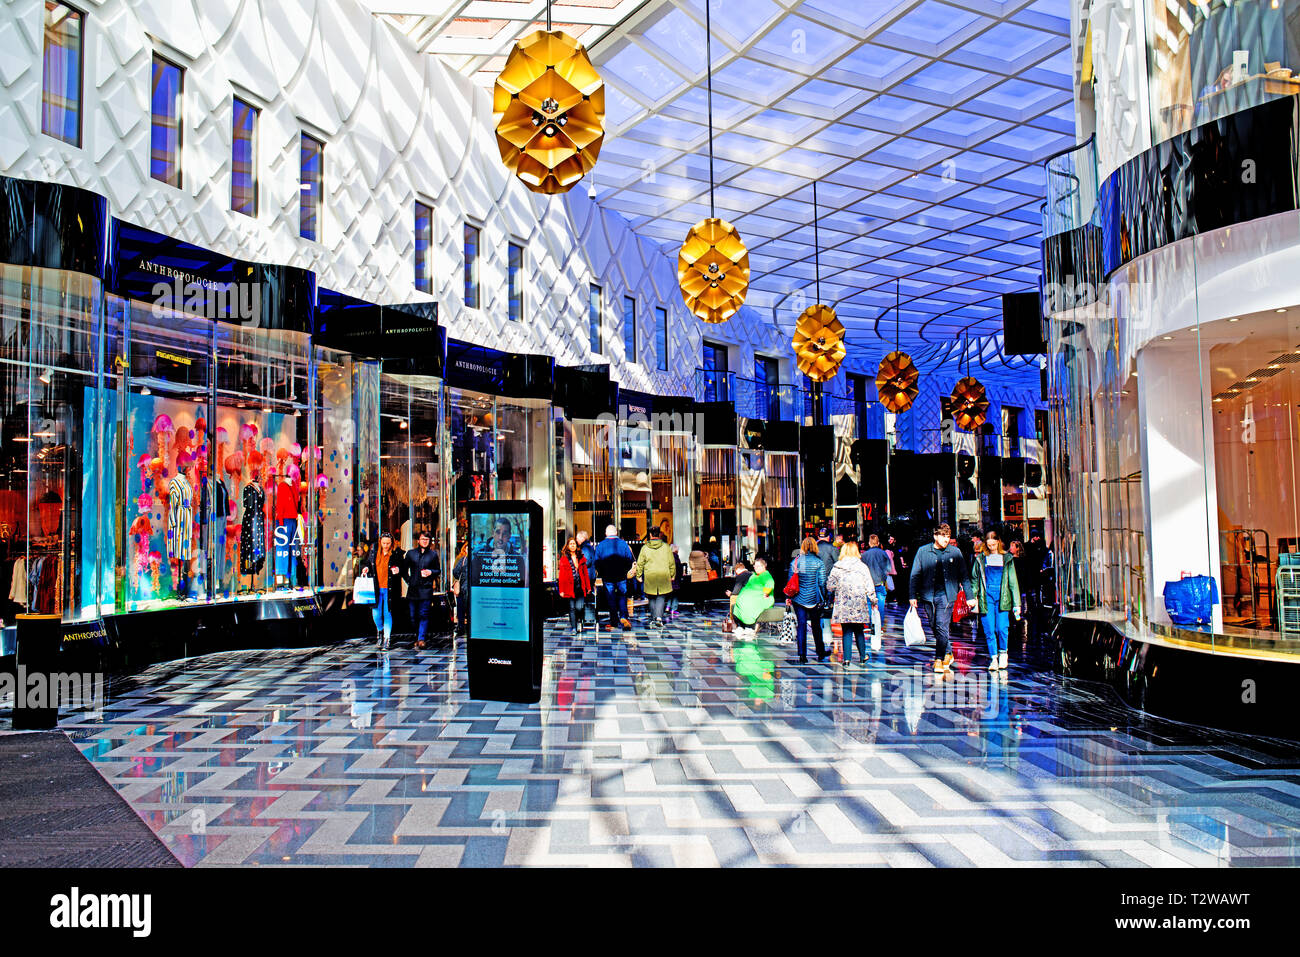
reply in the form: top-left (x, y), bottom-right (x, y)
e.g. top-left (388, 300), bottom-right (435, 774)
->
top-left (366, 0), bottom-right (1075, 347)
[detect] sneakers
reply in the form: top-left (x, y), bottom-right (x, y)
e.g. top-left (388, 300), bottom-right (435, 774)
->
top-left (933, 659), bottom-right (948, 673)
top-left (620, 618), bottom-right (632, 630)
top-left (999, 651), bottom-right (1008, 670)
top-left (942, 653), bottom-right (955, 671)
top-left (987, 657), bottom-right (1000, 672)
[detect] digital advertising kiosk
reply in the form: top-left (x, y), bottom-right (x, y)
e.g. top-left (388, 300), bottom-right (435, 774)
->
top-left (465, 501), bottom-right (544, 703)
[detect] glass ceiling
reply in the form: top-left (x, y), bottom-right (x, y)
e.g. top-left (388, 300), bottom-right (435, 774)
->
top-left (365, 0), bottom-right (1075, 347)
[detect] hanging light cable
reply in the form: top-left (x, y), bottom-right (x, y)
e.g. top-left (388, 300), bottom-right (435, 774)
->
top-left (877, 278), bottom-right (919, 413)
top-left (793, 179), bottom-right (845, 382)
top-left (679, 0), bottom-right (750, 324)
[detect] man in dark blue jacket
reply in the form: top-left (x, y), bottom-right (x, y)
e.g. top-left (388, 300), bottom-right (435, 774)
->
top-left (594, 525), bottom-right (635, 631)
top-left (909, 523), bottom-right (970, 673)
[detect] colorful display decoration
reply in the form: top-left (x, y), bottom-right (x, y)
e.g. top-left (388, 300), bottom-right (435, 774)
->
top-left (792, 304), bottom-right (846, 381)
top-left (950, 375), bottom-right (990, 431)
top-left (876, 351), bottom-right (920, 413)
top-left (679, 217), bottom-right (750, 324)
top-left (492, 30), bottom-right (605, 195)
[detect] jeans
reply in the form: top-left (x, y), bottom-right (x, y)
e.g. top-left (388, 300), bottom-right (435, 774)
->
top-left (874, 587), bottom-right (887, 637)
top-left (604, 579), bottom-right (629, 625)
top-left (793, 602), bottom-right (826, 661)
top-left (648, 593), bottom-right (667, 622)
top-left (667, 593), bottom-right (678, 615)
top-left (983, 608), bottom-right (1010, 658)
top-left (923, 596), bottom-right (953, 659)
top-left (841, 623), bottom-right (866, 662)
top-left (371, 587), bottom-right (392, 639)
top-left (410, 598), bottom-right (432, 644)
top-left (567, 596), bottom-right (586, 630)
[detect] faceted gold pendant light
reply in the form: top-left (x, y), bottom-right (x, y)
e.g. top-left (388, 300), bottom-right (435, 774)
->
top-left (950, 375), bottom-right (990, 431)
top-left (876, 351), bottom-right (920, 413)
top-left (493, 26), bottom-right (605, 195)
top-left (679, 0), bottom-right (749, 323)
top-left (679, 218), bottom-right (750, 324)
top-left (790, 181), bottom-right (843, 380)
top-left (793, 304), bottom-right (846, 381)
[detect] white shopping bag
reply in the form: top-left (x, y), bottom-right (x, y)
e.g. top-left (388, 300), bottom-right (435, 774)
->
top-left (871, 605), bottom-right (882, 651)
top-left (903, 606), bottom-right (925, 646)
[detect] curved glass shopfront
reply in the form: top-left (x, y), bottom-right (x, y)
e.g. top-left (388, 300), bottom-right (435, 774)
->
top-left (1048, 208), bottom-right (1300, 659)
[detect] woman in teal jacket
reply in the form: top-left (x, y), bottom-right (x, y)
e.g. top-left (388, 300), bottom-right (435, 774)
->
top-left (969, 528), bottom-right (1020, 671)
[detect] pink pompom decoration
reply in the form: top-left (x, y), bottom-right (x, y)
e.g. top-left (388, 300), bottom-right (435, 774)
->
top-left (152, 414), bottom-right (173, 433)
top-left (215, 428), bottom-right (228, 444)
top-left (315, 475), bottom-right (328, 489)
top-left (286, 463), bottom-right (301, 483)
top-left (260, 437), bottom-right (273, 454)
top-left (239, 423), bottom-right (257, 442)
top-left (138, 494), bottom-right (153, 511)
top-left (289, 443), bottom-right (302, 458)
top-left (275, 447), bottom-right (289, 462)
top-left (176, 451), bottom-right (193, 469)
top-left (195, 418), bottom-right (207, 433)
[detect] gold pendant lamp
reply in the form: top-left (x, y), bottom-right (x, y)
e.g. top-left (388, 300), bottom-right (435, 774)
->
top-left (876, 281), bottom-right (919, 413)
top-left (678, 0), bottom-right (749, 323)
top-left (792, 180), bottom-right (846, 381)
top-left (950, 335), bottom-right (990, 431)
top-left (492, 1), bottom-right (605, 195)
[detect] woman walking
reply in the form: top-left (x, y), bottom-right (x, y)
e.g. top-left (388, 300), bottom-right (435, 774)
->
top-left (970, 528), bottom-right (1021, 671)
top-left (451, 541), bottom-right (470, 637)
top-left (826, 541), bottom-right (878, 666)
top-left (557, 536), bottom-right (592, 634)
top-left (359, 531), bottom-right (403, 650)
top-left (785, 536), bottom-right (829, 665)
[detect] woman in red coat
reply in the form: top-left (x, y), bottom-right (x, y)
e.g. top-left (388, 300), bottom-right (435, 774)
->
top-left (557, 536), bottom-right (593, 634)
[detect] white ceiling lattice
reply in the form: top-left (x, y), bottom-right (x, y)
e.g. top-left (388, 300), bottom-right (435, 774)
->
top-left (364, 0), bottom-right (1075, 348)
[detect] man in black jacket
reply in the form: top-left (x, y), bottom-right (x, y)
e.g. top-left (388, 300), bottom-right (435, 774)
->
top-left (402, 530), bottom-right (440, 650)
top-left (909, 523), bottom-right (970, 674)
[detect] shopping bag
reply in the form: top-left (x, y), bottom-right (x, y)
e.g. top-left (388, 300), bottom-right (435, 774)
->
top-left (1163, 574), bottom-right (1218, 626)
top-left (903, 606), bottom-right (925, 646)
top-left (779, 609), bottom-right (797, 644)
top-left (871, 605), bottom-right (882, 652)
top-left (352, 575), bottom-right (376, 606)
top-left (783, 570), bottom-right (800, 598)
top-left (951, 588), bottom-right (969, 623)
top-left (821, 619), bottom-right (834, 653)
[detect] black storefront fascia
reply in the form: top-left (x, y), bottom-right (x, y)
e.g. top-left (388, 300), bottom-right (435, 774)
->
top-left (554, 363), bottom-right (618, 418)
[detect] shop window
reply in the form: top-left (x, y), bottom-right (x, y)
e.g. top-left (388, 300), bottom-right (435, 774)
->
top-left (0, 263), bottom-right (102, 628)
top-left (508, 242), bottom-right (523, 322)
top-left (300, 133), bottom-right (323, 241)
top-left (41, 2), bottom-right (83, 147)
top-left (379, 373), bottom-right (444, 573)
top-left (1144, 0), bottom-right (1300, 143)
top-left (589, 284), bottom-right (602, 355)
top-left (414, 202), bottom-right (433, 294)
top-left (623, 296), bottom-right (636, 363)
top-left (464, 223), bottom-right (480, 309)
top-left (231, 97), bottom-right (258, 217)
top-left (1002, 404), bottom-right (1022, 458)
top-left (656, 307), bottom-right (668, 371)
top-left (756, 355), bottom-right (780, 421)
top-left (150, 55), bottom-right (183, 187)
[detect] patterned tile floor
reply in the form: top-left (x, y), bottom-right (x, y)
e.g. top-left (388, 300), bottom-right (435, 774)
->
top-left (61, 606), bottom-right (1300, 867)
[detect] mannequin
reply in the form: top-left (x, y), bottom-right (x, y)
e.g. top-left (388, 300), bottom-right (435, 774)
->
top-left (274, 462), bottom-right (302, 587)
top-left (239, 450), bottom-right (267, 587)
top-left (167, 453), bottom-right (196, 599)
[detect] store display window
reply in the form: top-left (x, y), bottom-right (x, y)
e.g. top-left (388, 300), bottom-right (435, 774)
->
top-left (445, 344), bottom-right (554, 579)
top-left (1145, 0), bottom-right (1300, 144)
top-left (0, 263), bottom-right (105, 627)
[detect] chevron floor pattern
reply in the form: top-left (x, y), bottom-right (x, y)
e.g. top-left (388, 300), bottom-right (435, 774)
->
top-left (61, 605), bottom-right (1300, 867)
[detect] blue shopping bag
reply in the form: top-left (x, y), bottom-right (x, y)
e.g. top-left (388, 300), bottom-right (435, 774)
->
top-left (1163, 575), bottom-right (1218, 626)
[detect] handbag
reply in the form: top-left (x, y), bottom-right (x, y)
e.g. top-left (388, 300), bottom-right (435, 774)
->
top-left (722, 617), bottom-right (735, 633)
top-left (951, 587), bottom-right (969, 623)
top-left (1163, 574), bottom-right (1218, 626)
top-left (783, 569), bottom-right (800, 598)
top-left (352, 575), bottom-right (376, 606)
top-left (708, 569), bottom-right (719, 581)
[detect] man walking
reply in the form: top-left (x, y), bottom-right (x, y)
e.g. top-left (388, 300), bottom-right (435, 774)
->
top-left (909, 523), bottom-right (970, 673)
top-left (817, 528), bottom-right (839, 579)
top-left (402, 529), bottom-right (439, 650)
top-left (862, 533), bottom-right (891, 641)
top-left (594, 524), bottom-right (635, 631)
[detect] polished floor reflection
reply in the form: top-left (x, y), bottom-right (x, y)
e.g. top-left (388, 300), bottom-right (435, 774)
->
top-left (63, 607), bottom-right (1300, 867)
